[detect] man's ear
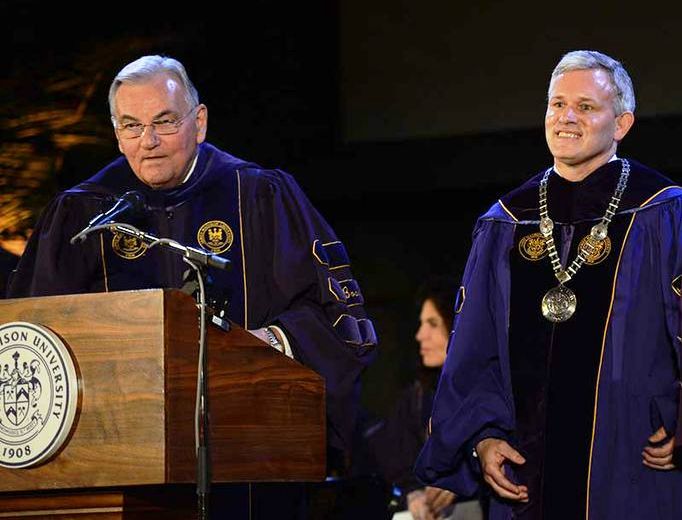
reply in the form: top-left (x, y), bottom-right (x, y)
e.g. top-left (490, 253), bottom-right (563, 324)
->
top-left (614, 111), bottom-right (635, 142)
top-left (195, 104), bottom-right (208, 144)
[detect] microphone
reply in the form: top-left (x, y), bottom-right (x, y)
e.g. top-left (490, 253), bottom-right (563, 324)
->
top-left (71, 191), bottom-right (146, 244)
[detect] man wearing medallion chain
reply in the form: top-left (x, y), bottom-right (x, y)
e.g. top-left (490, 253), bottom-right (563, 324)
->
top-left (6, 55), bottom-right (377, 518)
top-left (415, 50), bottom-right (682, 519)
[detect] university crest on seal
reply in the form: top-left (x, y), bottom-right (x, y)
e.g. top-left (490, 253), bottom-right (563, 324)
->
top-left (197, 220), bottom-right (234, 254)
top-left (0, 322), bottom-right (79, 468)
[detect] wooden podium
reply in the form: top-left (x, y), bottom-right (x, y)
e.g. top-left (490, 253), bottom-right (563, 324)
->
top-left (0, 289), bottom-right (326, 518)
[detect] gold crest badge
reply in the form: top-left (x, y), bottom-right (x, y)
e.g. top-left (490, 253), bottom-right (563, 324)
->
top-left (112, 233), bottom-right (148, 259)
top-left (197, 220), bottom-right (234, 254)
top-left (578, 235), bottom-right (611, 265)
top-left (518, 232), bottom-right (548, 261)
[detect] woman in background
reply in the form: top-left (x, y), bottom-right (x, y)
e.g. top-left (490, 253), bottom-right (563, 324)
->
top-left (360, 276), bottom-right (485, 520)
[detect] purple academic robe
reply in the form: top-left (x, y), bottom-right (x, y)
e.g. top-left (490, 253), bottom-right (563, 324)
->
top-left (7, 143), bottom-right (377, 462)
top-left (415, 161), bottom-right (682, 519)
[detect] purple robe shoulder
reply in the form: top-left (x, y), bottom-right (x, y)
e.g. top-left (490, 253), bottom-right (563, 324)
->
top-left (415, 169), bottom-right (682, 518)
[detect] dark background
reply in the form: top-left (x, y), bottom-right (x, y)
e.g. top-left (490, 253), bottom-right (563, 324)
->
top-left (3, 1), bottom-right (682, 416)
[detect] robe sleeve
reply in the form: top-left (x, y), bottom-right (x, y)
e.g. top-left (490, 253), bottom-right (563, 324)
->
top-left (240, 168), bottom-right (378, 458)
top-left (657, 195), bottom-right (682, 437)
top-left (6, 193), bottom-right (104, 298)
top-left (414, 217), bottom-right (517, 497)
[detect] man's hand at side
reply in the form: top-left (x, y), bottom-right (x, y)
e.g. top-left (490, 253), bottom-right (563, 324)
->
top-left (476, 438), bottom-right (529, 502)
top-left (643, 426), bottom-right (676, 470)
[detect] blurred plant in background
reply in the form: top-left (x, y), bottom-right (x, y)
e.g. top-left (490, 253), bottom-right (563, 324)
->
top-left (0, 71), bottom-right (106, 256)
top-left (1, 37), bottom-right (164, 258)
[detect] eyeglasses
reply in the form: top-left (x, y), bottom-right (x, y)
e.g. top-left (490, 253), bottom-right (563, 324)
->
top-left (114, 106), bottom-right (197, 139)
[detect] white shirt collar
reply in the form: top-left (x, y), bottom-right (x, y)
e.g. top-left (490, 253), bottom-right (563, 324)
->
top-left (553, 153), bottom-right (619, 178)
top-left (181, 152), bottom-right (199, 185)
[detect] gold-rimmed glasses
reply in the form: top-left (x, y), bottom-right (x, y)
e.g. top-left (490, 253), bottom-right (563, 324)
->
top-left (114, 106), bottom-right (197, 139)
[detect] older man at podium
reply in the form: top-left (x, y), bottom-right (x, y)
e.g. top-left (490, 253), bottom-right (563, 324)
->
top-left (6, 55), bottom-right (377, 518)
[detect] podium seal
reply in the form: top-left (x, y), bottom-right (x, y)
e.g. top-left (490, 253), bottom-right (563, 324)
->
top-left (0, 322), bottom-right (79, 468)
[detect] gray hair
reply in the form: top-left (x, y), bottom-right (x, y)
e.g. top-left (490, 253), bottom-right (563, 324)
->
top-left (548, 50), bottom-right (636, 115)
top-left (108, 55), bottom-right (200, 118)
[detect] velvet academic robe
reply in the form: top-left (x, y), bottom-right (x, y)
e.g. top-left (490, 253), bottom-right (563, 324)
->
top-left (415, 159), bottom-right (682, 519)
top-left (7, 142), bottom-right (377, 462)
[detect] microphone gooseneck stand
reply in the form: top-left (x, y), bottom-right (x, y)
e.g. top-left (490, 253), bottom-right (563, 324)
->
top-left (184, 255), bottom-right (211, 520)
top-left (71, 222), bottom-right (229, 520)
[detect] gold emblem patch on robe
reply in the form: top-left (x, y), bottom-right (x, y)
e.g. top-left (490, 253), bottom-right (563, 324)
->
top-left (578, 235), bottom-right (611, 265)
top-left (112, 233), bottom-right (148, 259)
top-left (197, 220), bottom-right (234, 254)
top-left (518, 232), bottom-right (548, 261)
